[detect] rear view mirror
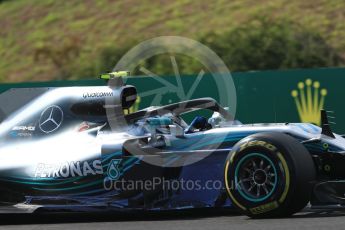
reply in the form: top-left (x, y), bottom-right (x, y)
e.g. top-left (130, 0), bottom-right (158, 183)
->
top-left (146, 117), bottom-right (173, 126)
top-left (146, 117), bottom-right (173, 141)
top-left (169, 125), bottom-right (184, 138)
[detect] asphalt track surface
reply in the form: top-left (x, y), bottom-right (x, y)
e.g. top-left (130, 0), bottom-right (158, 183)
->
top-left (0, 208), bottom-right (344, 230)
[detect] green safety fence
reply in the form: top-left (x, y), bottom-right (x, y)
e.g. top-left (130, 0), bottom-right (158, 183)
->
top-left (1, 67), bottom-right (344, 132)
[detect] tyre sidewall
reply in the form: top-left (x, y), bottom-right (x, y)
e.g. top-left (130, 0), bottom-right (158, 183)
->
top-left (225, 132), bottom-right (312, 217)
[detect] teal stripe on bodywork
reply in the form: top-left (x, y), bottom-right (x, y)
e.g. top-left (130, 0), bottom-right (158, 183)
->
top-left (0, 176), bottom-right (82, 186)
top-left (32, 178), bottom-right (102, 191)
top-left (103, 151), bottom-right (122, 162)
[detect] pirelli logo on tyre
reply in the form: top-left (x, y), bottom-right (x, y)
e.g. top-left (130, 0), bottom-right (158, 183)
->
top-left (239, 140), bottom-right (277, 152)
top-left (231, 140), bottom-right (278, 164)
top-left (249, 201), bottom-right (279, 215)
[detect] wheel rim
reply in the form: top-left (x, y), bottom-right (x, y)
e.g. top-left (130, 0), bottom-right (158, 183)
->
top-left (234, 153), bottom-right (278, 202)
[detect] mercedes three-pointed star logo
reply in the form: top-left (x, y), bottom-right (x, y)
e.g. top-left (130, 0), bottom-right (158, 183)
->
top-left (39, 105), bottom-right (64, 133)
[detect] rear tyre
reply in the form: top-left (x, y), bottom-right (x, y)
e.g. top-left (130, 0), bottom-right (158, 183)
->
top-left (224, 132), bottom-right (315, 218)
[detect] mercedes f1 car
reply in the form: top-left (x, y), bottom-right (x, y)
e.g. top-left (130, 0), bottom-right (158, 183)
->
top-left (0, 72), bottom-right (345, 218)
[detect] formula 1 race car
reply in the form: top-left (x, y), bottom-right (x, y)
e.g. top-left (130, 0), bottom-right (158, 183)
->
top-left (0, 72), bottom-right (345, 218)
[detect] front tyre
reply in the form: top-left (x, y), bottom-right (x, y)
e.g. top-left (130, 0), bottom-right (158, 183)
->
top-left (224, 132), bottom-right (315, 218)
